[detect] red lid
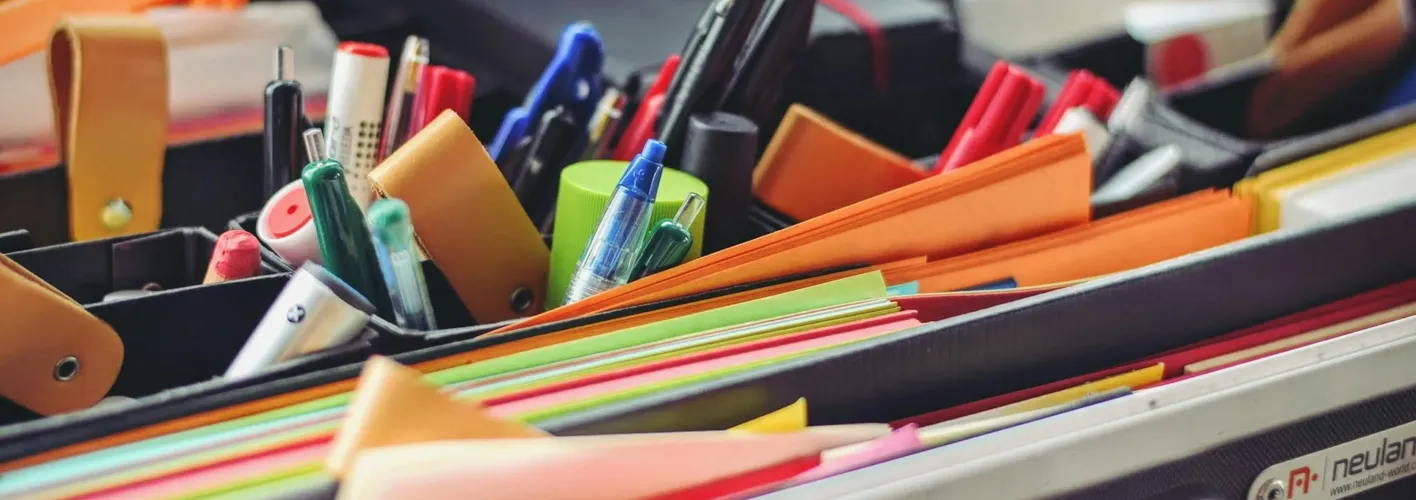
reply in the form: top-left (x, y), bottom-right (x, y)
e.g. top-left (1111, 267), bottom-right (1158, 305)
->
top-left (338, 41), bottom-right (389, 59)
top-left (266, 186), bottom-right (312, 238)
top-left (212, 230), bottom-right (262, 279)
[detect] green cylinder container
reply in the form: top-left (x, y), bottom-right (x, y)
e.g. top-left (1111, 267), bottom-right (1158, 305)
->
top-left (547, 160), bottom-right (708, 308)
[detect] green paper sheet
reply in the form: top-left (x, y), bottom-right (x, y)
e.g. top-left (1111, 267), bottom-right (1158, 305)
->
top-left (11, 272), bottom-right (888, 498)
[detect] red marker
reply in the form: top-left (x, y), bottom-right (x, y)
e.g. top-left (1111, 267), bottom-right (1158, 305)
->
top-left (204, 230), bottom-right (263, 284)
top-left (1035, 70), bottom-right (1120, 136)
top-left (613, 54), bottom-right (681, 161)
top-left (407, 65), bottom-right (476, 138)
top-left (935, 62), bottom-right (1044, 173)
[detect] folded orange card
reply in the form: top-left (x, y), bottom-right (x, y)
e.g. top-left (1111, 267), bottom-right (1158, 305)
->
top-left (884, 190), bottom-right (1252, 292)
top-left (753, 105), bottom-right (928, 221)
top-left (497, 133), bottom-right (1093, 334)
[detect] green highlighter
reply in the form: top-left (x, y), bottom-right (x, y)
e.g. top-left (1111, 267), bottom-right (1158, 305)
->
top-left (627, 192), bottom-right (706, 281)
top-left (300, 130), bottom-right (393, 320)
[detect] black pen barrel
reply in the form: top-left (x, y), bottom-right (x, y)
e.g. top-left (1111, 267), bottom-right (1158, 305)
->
top-left (263, 47), bottom-right (305, 201)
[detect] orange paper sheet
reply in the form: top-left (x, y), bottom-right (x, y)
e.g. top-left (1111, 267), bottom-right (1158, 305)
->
top-left (497, 133), bottom-right (1094, 334)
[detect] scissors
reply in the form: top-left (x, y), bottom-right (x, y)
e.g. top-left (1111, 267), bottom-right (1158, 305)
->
top-left (488, 22), bottom-right (605, 164)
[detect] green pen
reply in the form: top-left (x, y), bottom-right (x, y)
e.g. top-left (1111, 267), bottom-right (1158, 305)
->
top-left (300, 128), bottom-right (394, 320)
top-left (627, 192), bottom-right (705, 281)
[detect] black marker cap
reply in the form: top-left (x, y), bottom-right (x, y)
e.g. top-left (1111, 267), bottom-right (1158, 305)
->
top-left (681, 112), bottom-right (759, 253)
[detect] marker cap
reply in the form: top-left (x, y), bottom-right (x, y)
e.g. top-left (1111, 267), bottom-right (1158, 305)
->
top-left (257, 179), bottom-right (321, 267)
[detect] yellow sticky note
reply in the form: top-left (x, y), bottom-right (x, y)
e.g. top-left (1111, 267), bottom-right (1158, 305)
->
top-left (731, 398), bottom-right (807, 433)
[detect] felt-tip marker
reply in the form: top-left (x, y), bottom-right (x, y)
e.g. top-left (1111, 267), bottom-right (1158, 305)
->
top-left (302, 146), bottom-right (393, 320)
top-left (262, 46), bottom-right (304, 202)
top-left (368, 198), bottom-right (437, 331)
top-left (324, 42), bottom-right (390, 211)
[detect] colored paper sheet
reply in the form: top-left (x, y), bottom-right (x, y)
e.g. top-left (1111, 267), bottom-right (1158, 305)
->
top-left (57, 315), bottom-right (911, 499)
top-left (489, 318), bottom-right (922, 417)
top-left (7, 273), bottom-right (889, 496)
top-left (918, 387), bottom-right (1132, 447)
top-left (331, 427), bottom-right (891, 500)
top-left (428, 272), bottom-right (889, 386)
top-left (453, 301), bottom-right (900, 402)
top-left (510, 329), bottom-right (907, 423)
top-left (74, 439), bottom-right (327, 500)
top-left (0, 268), bottom-right (883, 476)
top-left (1235, 121), bottom-right (1416, 233)
top-left (958, 363), bottom-right (1164, 423)
top-left (495, 133), bottom-right (1092, 334)
top-left (326, 357), bottom-right (547, 477)
top-left (793, 424), bottom-right (923, 483)
top-left (885, 282), bottom-right (920, 295)
top-left (732, 399), bottom-right (808, 433)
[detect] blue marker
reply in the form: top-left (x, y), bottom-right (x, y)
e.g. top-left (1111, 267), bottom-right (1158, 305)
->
top-left (564, 140), bottom-right (666, 304)
top-left (488, 23), bottom-right (605, 164)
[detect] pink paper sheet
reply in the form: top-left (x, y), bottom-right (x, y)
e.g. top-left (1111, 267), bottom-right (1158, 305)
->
top-left (489, 319), bottom-right (922, 417)
top-left (77, 437), bottom-right (329, 500)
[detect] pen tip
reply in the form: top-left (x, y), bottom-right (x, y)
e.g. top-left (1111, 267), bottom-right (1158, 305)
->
top-left (639, 139), bottom-right (667, 164)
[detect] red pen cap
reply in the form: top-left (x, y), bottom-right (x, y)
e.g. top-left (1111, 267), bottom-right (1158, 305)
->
top-left (337, 41), bottom-right (389, 59)
top-left (613, 54), bottom-right (682, 161)
top-left (935, 64), bottom-right (1043, 174)
top-left (206, 230), bottom-right (262, 282)
top-left (408, 65), bottom-right (476, 137)
top-left (1036, 70), bottom-right (1120, 136)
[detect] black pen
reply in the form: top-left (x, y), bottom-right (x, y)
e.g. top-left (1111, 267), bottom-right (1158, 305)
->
top-left (655, 0), bottom-right (767, 164)
top-left (262, 46), bottom-right (304, 202)
top-left (510, 106), bottom-right (582, 228)
top-left (716, 0), bottom-right (814, 142)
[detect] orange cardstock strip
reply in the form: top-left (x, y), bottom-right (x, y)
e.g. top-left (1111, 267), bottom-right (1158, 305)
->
top-left (753, 104), bottom-right (927, 221)
top-left (493, 133), bottom-right (1093, 335)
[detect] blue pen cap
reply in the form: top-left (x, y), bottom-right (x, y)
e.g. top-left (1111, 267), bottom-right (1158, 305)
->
top-left (619, 140), bottom-right (666, 201)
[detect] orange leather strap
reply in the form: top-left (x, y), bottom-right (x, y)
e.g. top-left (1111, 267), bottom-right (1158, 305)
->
top-left (370, 111), bottom-right (551, 322)
top-left (49, 16), bottom-right (168, 241)
top-left (0, 253), bottom-right (122, 415)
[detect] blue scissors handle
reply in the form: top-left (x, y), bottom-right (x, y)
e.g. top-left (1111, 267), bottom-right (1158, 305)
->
top-left (489, 23), bottom-right (605, 163)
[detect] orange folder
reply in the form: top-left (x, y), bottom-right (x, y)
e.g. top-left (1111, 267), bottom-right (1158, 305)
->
top-left (883, 190), bottom-right (1253, 293)
top-left (495, 133), bottom-right (1094, 334)
top-left (753, 105), bottom-right (928, 221)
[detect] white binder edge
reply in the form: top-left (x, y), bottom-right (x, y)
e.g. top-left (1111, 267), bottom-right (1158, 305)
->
top-left (762, 314), bottom-right (1416, 499)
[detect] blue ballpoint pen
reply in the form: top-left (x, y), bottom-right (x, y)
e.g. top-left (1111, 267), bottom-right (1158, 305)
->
top-left (487, 22), bottom-right (605, 164)
top-left (563, 139), bottom-right (666, 304)
top-left (367, 198), bottom-right (437, 331)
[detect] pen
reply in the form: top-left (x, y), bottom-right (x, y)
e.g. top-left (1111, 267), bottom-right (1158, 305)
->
top-left (583, 88), bottom-right (626, 161)
top-left (564, 139), bottom-right (667, 304)
top-left (262, 46), bottom-right (304, 202)
top-left (715, 0), bottom-right (814, 141)
top-left (407, 65), bottom-right (476, 137)
top-left (510, 106), bottom-right (581, 227)
top-left (628, 192), bottom-right (704, 281)
top-left (655, 0), bottom-right (767, 164)
top-left (225, 262), bottom-right (375, 380)
top-left (367, 198), bottom-right (437, 331)
top-left (203, 229), bottom-right (263, 284)
top-left (324, 42), bottom-right (391, 211)
top-left (378, 36), bottom-right (430, 161)
top-left (612, 54), bottom-right (681, 161)
top-left (301, 139), bottom-right (394, 320)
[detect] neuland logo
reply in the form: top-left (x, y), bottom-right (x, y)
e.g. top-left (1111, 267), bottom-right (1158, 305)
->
top-left (1330, 436), bottom-right (1416, 481)
top-left (1286, 435), bottom-right (1416, 498)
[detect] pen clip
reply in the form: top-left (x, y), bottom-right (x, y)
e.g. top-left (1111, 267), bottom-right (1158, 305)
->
top-left (488, 23), bottom-right (606, 163)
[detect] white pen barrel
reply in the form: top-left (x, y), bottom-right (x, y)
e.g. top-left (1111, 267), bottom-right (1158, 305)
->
top-left (324, 42), bottom-right (390, 211)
